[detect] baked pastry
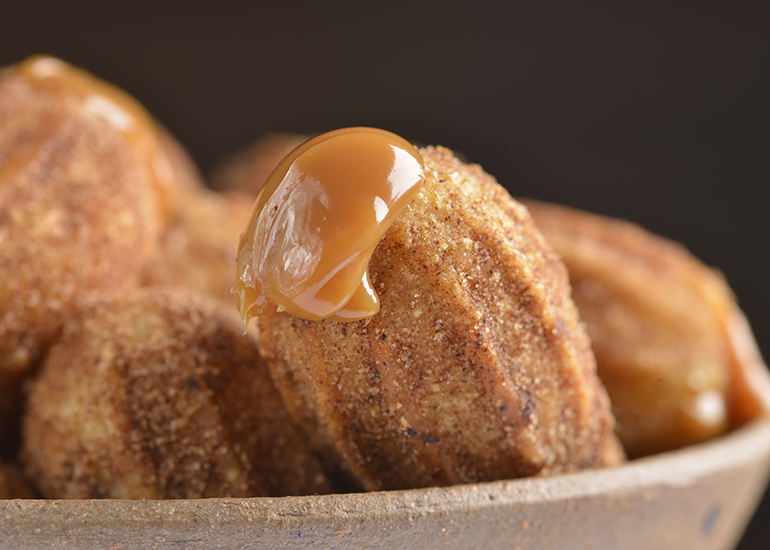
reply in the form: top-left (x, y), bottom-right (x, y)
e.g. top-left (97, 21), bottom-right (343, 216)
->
top-left (21, 287), bottom-right (331, 499)
top-left (158, 124), bottom-right (209, 196)
top-left (0, 56), bottom-right (171, 441)
top-left (0, 461), bottom-right (36, 499)
top-left (235, 129), bottom-right (624, 491)
top-left (209, 132), bottom-right (310, 196)
top-left (523, 200), bottom-right (736, 457)
top-left (140, 185), bottom-right (254, 306)
top-left (143, 124), bottom-right (281, 307)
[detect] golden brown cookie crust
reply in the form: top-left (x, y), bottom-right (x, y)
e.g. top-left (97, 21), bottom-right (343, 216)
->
top-left (140, 188), bottom-right (253, 306)
top-left (258, 146), bottom-right (623, 492)
top-left (524, 199), bottom-right (735, 457)
top-left (22, 288), bottom-right (331, 499)
top-left (0, 65), bottom-right (168, 441)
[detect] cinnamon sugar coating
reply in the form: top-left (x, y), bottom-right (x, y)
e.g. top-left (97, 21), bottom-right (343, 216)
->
top-left (21, 288), bottom-right (331, 499)
top-left (524, 200), bottom-right (735, 457)
top-left (0, 62), bottom-right (168, 440)
top-left (142, 128), bottom-right (277, 308)
top-left (140, 188), bottom-right (254, 306)
top-left (142, 123), bottom-right (255, 307)
top-left (257, 146), bottom-right (624, 492)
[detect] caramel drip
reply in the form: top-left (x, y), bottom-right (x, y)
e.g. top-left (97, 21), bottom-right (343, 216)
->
top-left (233, 128), bottom-right (425, 325)
top-left (5, 56), bottom-right (174, 212)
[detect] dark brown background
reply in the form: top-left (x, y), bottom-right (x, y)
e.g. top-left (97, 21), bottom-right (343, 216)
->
top-left (2, 2), bottom-right (769, 547)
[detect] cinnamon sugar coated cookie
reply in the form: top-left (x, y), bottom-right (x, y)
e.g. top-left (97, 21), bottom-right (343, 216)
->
top-left (21, 288), bottom-right (331, 499)
top-left (0, 57), bottom-right (171, 439)
top-left (524, 199), bottom-right (736, 457)
top-left (256, 146), bottom-right (624, 491)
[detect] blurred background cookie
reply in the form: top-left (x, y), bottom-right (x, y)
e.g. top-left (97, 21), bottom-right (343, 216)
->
top-left (0, 56), bottom-right (172, 444)
top-left (209, 132), bottom-right (310, 197)
top-left (139, 185), bottom-right (254, 307)
top-left (525, 200), bottom-right (736, 457)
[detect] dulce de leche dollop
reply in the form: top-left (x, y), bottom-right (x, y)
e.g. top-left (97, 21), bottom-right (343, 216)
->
top-left (232, 127), bottom-right (425, 325)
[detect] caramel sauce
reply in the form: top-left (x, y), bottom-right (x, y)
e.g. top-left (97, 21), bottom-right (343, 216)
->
top-left (233, 128), bottom-right (425, 325)
top-left (6, 56), bottom-right (174, 210)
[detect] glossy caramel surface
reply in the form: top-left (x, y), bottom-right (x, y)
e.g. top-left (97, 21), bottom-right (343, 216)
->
top-left (233, 128), bottom-right (424, 323)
